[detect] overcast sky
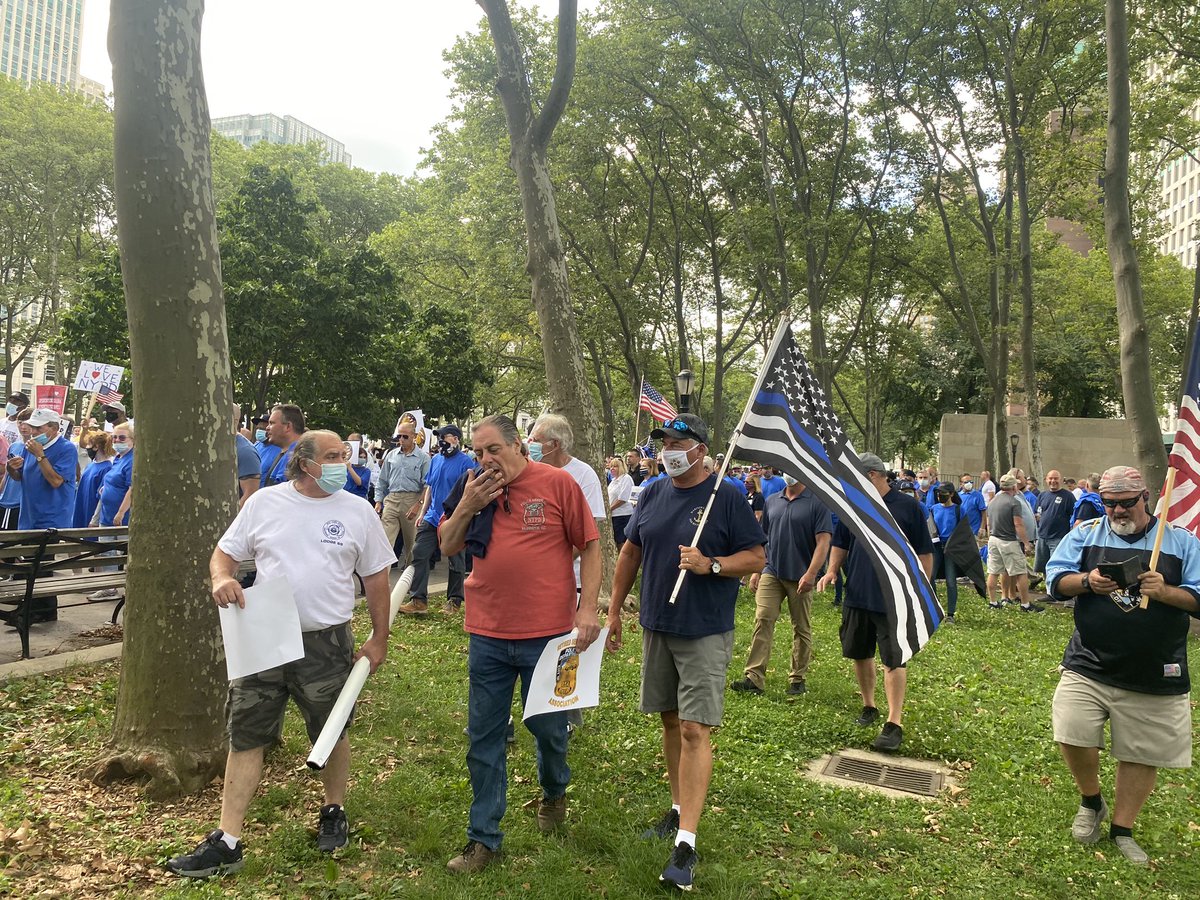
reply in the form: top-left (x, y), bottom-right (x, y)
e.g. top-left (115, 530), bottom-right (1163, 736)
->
top-left (80, 2), bottom-right (591, 176)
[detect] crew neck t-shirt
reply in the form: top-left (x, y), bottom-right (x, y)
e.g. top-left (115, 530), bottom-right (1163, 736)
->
top-left (456, 461), bottom-right (598, 640)
top-left (833, 488), bottom-right (933, 614)
top-left (218, 481), bottom-right (397, 631)
top-left (625, 474), bottom-right (766, 637)
top-left (1036, 489), bottom-right (1075, 541)
top-left (987, 491), bottom-right (1021, 541)
top-left (18, 436), bottom-right (78, 529)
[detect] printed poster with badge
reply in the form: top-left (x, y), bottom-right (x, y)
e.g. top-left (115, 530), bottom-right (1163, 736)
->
top-left (523, 626), bottom-right (610, 721)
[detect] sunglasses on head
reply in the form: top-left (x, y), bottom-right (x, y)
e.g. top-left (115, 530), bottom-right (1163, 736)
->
top-left (1101, 495), bottom-right (1144, 509)
top-left (664, 419), bottom-right (691, 432)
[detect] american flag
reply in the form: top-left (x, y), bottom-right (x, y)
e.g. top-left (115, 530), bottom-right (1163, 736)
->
top-left (638, 380), bottom-right (677, 423)
top-left (1166, 330), bottom-right (1200, 532)
top-left (732, 321), bottom-right (942, 663)
top-left (97, 387), bottom-right (123, 405)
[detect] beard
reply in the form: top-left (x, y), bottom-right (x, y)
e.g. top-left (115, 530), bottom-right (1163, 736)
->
top-left (1109, 517), bottom-right (1140, 535)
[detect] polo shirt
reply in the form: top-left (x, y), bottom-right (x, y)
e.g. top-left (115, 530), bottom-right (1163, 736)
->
top-left (761, 489), bottom-right (832, 580)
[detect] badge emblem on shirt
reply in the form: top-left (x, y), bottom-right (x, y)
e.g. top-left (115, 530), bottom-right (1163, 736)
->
top-left (323, 519), bottom-right (347, 541)
top-left (1108, 590), bottom-right (1140, 612)
top-left (523, 499), bottom-right (546, 530)
top-left (1164, 663), bottom-right (1182, 678)
top-left (690, 506), bottom-right (704, 526)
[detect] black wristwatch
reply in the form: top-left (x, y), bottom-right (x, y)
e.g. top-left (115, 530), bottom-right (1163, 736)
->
top-left (709, 557), bottom-right (722, 575)
top-left (1081, 573), bottom-right (1092, 594)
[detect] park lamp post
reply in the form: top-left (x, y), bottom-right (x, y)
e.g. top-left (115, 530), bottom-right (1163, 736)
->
top-left (675, 369), bottom-right (695, 414)
top-left (1009, 433), bottom-right (1020, 472)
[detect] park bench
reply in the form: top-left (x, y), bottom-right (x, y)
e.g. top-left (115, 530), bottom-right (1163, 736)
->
top-left (0, 526), bottom-right (130, 660)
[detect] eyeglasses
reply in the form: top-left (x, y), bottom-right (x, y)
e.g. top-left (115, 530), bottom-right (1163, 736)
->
top-left (1101, 495), bottom-right (1144, 509)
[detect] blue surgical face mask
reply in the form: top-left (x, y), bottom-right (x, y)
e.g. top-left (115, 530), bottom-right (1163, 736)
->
top-left (309, 461), bottom-right (347, 495)
top-left (527, 441), bottom-right (543, 462)
top-left (33, 433), bottom-right (50, 446)
top-left (113, 441), bottom-right (131, 455)
top-left (255, 429), bottom-right (267, 443)
top-left (5, 403), bottom-right (16, 417)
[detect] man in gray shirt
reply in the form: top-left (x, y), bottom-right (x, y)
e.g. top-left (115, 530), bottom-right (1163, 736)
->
top-left (986, 472), bottom-right (1040, 612)
top-left (374, 420), bottom-right (429, 568)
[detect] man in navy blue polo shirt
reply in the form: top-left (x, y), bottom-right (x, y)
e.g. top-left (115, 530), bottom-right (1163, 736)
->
top-left (819, 453), bottom-right (933, 752)
top-left (606, 413), bottom-right (765, 892)
top-left (2, 409), bottom-right (78, 623)
top-left (732, 475), bottom-right (832, 696)
top-left (1034, 469), bottom-right (1074, 577)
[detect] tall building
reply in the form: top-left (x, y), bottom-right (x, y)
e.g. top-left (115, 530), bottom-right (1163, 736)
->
top-left (213, 113), bottom-right (352, 166)
top-left (1, 0), bottom-right (84, 87)
top-left (1157, 99), bottom-right (1200, 270)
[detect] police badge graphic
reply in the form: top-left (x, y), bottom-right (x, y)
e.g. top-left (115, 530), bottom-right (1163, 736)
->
top-left (323, 519), bottom-right (347, 542)
top-left (689, 506), bottom-right (704, 526)
top-left (554, 646), bottom-right (580, 698)
top-left (523, 499), bottom-right (546, 530)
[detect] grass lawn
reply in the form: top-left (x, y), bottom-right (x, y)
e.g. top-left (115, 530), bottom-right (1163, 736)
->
top-left (2, 587), bottom-right (1199, 898)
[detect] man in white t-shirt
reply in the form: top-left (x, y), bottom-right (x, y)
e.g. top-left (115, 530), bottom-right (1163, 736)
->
top-left (979, 469), bottom-right (997, 505)
top-left (166, 430), bottom-right (397, 880)
top-left (0, 391), bottom-right (28, 448)
top-left (527, 413), bottom-right (606, 733)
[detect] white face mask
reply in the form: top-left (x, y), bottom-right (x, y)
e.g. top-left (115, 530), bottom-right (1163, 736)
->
top-left (918, 478), bottom-right (930, 488)
top-left (661, 448), bottom-right (698, 478)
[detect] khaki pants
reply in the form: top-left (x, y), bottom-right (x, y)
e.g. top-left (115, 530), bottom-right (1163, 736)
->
top-left (743, 573), bottom-right (813, 688)
top-left (380, 491), bottom-right (422, 568)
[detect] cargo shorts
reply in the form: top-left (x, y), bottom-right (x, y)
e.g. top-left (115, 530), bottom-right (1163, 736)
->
top-left (226, 622), bottom-right (356, 752)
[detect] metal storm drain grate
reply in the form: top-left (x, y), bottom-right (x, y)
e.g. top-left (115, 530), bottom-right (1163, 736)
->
top-left (822, 753), bottom-right (943, 797)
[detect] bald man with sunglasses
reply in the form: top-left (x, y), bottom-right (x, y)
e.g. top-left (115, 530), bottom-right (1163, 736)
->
top-left (1046, 465), bottom-right (1200, 865)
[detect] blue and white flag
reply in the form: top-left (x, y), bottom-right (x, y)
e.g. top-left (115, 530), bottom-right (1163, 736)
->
top-left (732, 321), bottom-right (942, 662)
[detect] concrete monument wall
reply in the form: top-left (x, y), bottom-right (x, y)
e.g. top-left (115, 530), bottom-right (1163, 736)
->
top-left (938, 414), bottom-right (1139, 481)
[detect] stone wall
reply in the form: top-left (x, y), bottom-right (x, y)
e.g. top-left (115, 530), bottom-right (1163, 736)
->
top-left (938, 414), bottom-right (1139, 481)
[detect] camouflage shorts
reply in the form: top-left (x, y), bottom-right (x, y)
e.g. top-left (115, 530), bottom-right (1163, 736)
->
top-left (226, 622), bottom-right (355, 752)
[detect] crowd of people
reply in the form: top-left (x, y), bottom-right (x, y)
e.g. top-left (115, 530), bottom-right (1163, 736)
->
top-left (8, 394), bottom-right (1175, 886)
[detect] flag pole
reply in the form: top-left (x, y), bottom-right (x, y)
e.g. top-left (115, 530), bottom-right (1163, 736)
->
top-left (668, 317), bottom-right (794, 604)
top-left (1142, 466), bottom-right (1177, 609)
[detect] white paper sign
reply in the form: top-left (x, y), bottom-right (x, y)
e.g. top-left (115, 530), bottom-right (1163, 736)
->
top-left (217, 577), bottom-right (305, 681)
top-left (522, 626), bottom-right (609, 721)
top-left (344, 439), bottom-right (361, 463)
top-left (73, 360), bottom-right (124, 394)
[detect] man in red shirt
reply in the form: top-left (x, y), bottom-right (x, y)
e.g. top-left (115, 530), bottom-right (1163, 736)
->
top-left (438, 414), bottom-right (601, 874)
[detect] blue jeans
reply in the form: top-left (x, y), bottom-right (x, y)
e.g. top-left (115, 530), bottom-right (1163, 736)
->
top-left (466, 633), bottom-right (570, 850)
top-left (933, 544), bottom-right (959, 615)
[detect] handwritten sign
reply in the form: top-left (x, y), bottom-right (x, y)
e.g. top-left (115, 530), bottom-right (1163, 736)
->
top-left (73, 361), bottom-right (124, 394)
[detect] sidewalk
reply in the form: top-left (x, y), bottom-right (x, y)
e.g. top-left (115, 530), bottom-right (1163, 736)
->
top-left (0, 565), bottom-right (449, 677)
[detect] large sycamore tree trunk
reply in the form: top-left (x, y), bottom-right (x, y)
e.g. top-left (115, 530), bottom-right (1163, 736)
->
top-left (1105, 0), bottom-right (1168, 493)
top-left (478, 0), bottom-right (615, 598)
top-left (94, 0), bottom-right (232, 798)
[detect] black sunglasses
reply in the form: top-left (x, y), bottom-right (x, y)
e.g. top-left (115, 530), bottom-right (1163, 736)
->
top-left (1101, 495), bottom-right (1144, 509)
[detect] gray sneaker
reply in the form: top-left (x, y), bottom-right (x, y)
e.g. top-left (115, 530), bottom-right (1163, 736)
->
top-left (1112, 834), bottom-right (1148, 865)
top-left (1071, 798), bottom-right (1108, 844)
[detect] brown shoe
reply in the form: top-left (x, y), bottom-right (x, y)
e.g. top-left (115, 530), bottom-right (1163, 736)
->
top-left (446, 840), bottom-right (497, 874)
top-left (398, 598), bottom-right (428, 616)
top-left (537, 794), bottom-right (567, 832)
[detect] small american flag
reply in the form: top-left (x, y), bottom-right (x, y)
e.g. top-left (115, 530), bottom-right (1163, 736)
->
top-left (1167, 330), bottom-right (1200, 532)
top-left (97, 387), bottom-right (123, 405)
top-left (638, 380), bottom-right (677, 423)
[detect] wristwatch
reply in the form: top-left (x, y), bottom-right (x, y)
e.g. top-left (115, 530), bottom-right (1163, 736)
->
top-left (709, 557), bottom-right (722, 575)
top-left (1081, 573), bottom-right (1092, 594)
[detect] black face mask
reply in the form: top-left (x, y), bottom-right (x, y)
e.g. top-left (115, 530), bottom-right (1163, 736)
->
top-left (86, 448), bottom-right (98, 460)
top-left (104, 410), bottom-right (120, 423)
top-left (440, 440), bottom-right (459, 456)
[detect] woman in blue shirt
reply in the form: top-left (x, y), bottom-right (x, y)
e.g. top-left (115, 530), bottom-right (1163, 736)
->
top-left (74, 431), bottom-right (114, 527)
top-left (98, 424), bottom-right (134, 527)
top-left (929, 484), bottom-right (964, 622)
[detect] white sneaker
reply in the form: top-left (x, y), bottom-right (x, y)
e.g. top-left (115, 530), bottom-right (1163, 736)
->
top-left (87, 588), bottom-right (121, 602)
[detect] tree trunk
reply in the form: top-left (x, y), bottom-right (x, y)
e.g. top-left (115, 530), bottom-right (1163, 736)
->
top-left (1105, 0), bottom-right (1168, 493)
top-left (1011, 117), bottom-right (1043, 479)
top-left (94, 0), bottom-right (232, 799)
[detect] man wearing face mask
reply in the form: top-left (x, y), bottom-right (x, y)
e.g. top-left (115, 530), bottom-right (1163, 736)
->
top-left (1, 391), bottom-right (28, 449)
top-left (1045, 465), bottom-right (1200, 865)
top-left (958, 474), bottom-right (988, 537)
top-left (2, 409), bottom-right (78, 623)
top-left (401, 424), bottom-right (474, 615)
top-left (101, 400), bottom-right (129, 432)
top-left (167, 430), bottom-right (395, 879)
top-left (250, 415), bottom-right (269, 456)
top-left (605, 414), bottom-right (766, 892)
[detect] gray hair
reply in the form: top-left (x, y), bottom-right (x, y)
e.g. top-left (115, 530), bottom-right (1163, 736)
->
top-left (532, 412), bottom-right (574, 452)
top-left (286, 429), bottom-right (341, 480)
top-left (474, 414), bottom-right (521, 447)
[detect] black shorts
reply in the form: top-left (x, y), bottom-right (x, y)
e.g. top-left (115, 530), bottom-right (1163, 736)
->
top-left (839, 606), bottom-right (906, 669)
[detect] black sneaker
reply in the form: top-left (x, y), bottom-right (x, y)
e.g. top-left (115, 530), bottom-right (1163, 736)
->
top-left (165, 829), bottom-right (244, 878)
top-left (872, 722), bottom-right (903, 752)
top-left (854, 705), bottom-right (880, 727)
top-left (730, 677), bottom-right (763, 694)
top-left (640, 808), bottom-right (680, 840)
top-left (660, 841), bottom-right (698, 891)
top-left (1019, 603), bottom-right (1044, 613)
top-left (316, 804), bottom-right (348, 852)
top-left (786, 681), bottom-right (807, 695)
